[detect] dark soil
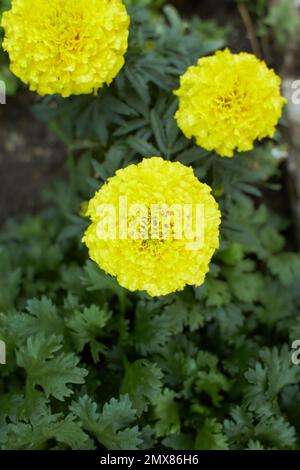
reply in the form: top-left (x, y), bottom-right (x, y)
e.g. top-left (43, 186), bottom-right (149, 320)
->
top-left (0, 91), bottom-right (65, 225)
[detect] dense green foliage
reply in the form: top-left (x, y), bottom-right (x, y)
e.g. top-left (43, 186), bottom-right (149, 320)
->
top-left (0, 4), bottom-right (300, 450)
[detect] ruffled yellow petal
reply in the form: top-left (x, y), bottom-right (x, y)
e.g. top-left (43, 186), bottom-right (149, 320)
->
top-left (1, 0), bottom-right (129, 97)
top-left (174, 49), bottom-right (286, 157)
top-left (83, 157), bottom-right (221, 297)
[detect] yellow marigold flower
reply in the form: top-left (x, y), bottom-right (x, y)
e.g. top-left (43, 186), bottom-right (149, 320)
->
top-left (1, 0), bottom-right (130, 97)
top-left (83, 157), bottom-right (221, 297)
top-left (174, 49), bottom-right (286, 157)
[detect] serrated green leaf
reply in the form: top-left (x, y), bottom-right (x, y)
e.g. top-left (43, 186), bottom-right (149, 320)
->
top-left (17, 334), bottom-right (87, 401)
top-left (120, 359), bottom-right (163, 415)
top-left (70, 394), bottom-right (142, 450)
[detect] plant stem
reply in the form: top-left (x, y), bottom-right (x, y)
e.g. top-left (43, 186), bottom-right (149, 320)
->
top-left (237, 2), bottom-right (263, 59)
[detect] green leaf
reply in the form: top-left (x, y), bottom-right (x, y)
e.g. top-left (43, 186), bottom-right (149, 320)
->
top-left (17, 334), bottom-right (87, 401)
top-left (244, 346), bottom-right (300, 417)
top-left (223, 260), bottom-right (263, 303)
top-left (133, 300), bottom-right (186, 354)
top-left (81, 261), bottom-right (125, 298)
top-left (66, 305), bottom-right (112, 362)
top-left (0, 247), bottom-right (21, 311)
top-left (256, 278), bottom-right (292, 326)
top-left (70, 395), bottom-right (142, 450)
top-left (154, 389), bottom-right (180, 437)
top-left (268, 252), bottom-right (300, 285)
top-left (162, 433), bottom-right (194, 450)
top-left (4, 411), bottom-right (94, 450)
top-left (224, 406), bottom-right (296, 449)
top-left (195, 418), bottom-right (229, 450)
top-left (205, 279), bottom-right (231, 307)
top-left (194, 351), bottom-right (229, 407)
top-left (3, 297), bottom-right (64, 341)
top-left (120, 359), bottom-right (163, 415)
top-left (126, 135), bottom-right (160, 157)
top-left (150, 109), bottom-right (167, 155)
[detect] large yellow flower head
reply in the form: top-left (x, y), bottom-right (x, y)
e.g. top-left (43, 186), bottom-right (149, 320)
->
top-left (174, 49), bottom-right (286, 157)
top-left (1, 0), bottom-right (130, 97)
top-left (83, 157), bottom-right (221, 297)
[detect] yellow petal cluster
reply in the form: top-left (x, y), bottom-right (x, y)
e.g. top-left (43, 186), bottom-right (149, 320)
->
top-left (83, 157), bottom-right (221, 297)
top-left (1, 0), bottom-right (130, 97)
top-left (174, 49), bottom-right (286, 157)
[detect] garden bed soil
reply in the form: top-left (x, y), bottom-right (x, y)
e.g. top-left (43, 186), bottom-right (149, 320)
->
top-left (0, 91), bottom-right (65, 225)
